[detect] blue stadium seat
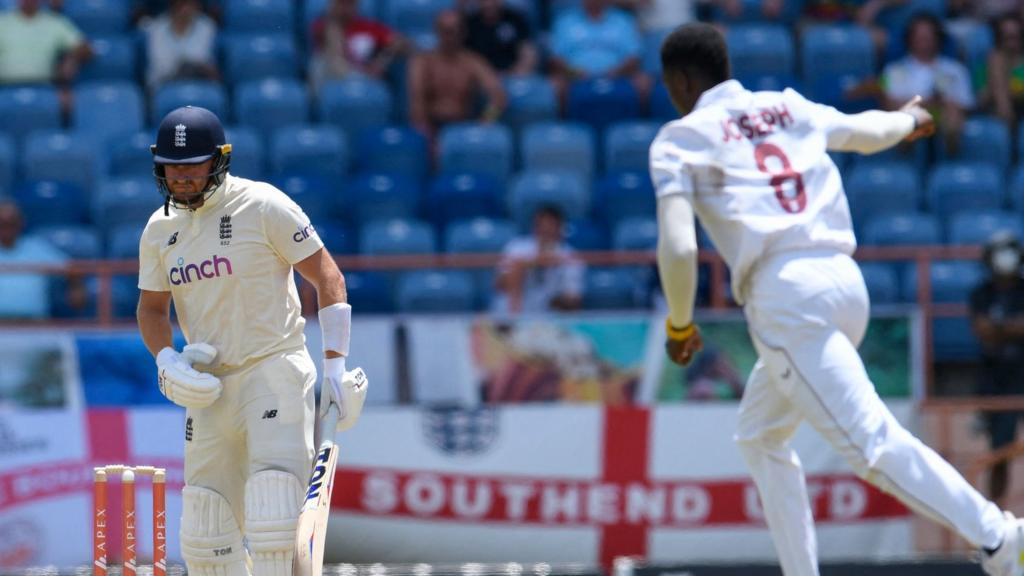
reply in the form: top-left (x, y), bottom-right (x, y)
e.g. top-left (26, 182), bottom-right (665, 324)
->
top-left (80, 35), bottom-right (137, 82)
top-left (727, 25), bottom-right (795, 84)
top-left (902, 260), bottom-right (984, 360)
top-left (952, 20), bottom-right (993, 74)
top-left (567, 78), bottom-right (641, 131)
top-left (801, 25), bottom-right (875, 110)
top-left (583, 267), bottom-right (641, 310)
top-left (34, 225), bottom-right (103, 260)
top-left (604, 121), bottom-right (660, 174)
top-left (359, 218), bottom-right (436, 255)
top-left (444, 217), bottom-right (515, 254)
top-left (152, 81), bottom-right (228, 125)
top-left (224, 126), bottom-right (266, 179)
top-left (861, 211), bottom-right (941, 246)
top-left (878, 0), bottom-right (948, 62)
top-left (396, 269), bottom-right (476, 312)
top-left (64, 0), bottom-right (130, 34)
top-left (108, 130), bottom-right (157, 178)
top-left (613, 217), bottom-right (658, 251)
top-left (642, 28), bottom-right (671, 75)
top-left (223, 33), bottom-right (300, 83)
top-left (93, 177), bottom-right (161, 229)
top-left (650, 80), bottom-right (679, 123)
top-left (388, 0), bottom-right (454, 37)
top-left (73, 82), bottom-right (145, 144)
top-left (858, 262), bottom-right (901, 305)
top-left (0, 86), bottom-right (61, 142)
top-left (271, 173), bottom-right (336, 219)
top-left (501, 75), bottom-right (558, 131)
top-left (564, 218), bottom-right (609, 251)
top-left (345, 271), bottom-right (394, 312)
top-left (937, 116), bottom-right (1011, 170)
top-left (313, 219), bottom-right (356, 254)
top-left (714, 0), bottom-right (803, 23)
top-left (593, 171), bottom-right (656, 228)
top-left (107, 222), bottom-right (146, 257)
top-left (844, 162), bottom-right (920, 225)
top-left (317, 77), bottom-right (393, 138)
top-left (22, 130), bottom-right (98, 194)
top-left (355, 126), bottom-right (429, 180)
top-left (521, 122), bottom-right (595, 179)
top-left (0, 134), bottom-right (12, 194)
top-left (224, 0), bottom-right (294, 32)
top-left (343, 172), bottom-right (422, 223)
top-left (508, 170), bottom-right (589, 229)
top-left (14, 181), bottom-right (89, 229)
top-left (438, 123), bottom-right (514, 182)
top-left (947, 210), bottom-right (1024, 245)
top-left (234, 78), bottom-right (309, 139)
top-left (270, 125), bottom-right (348, 178)
top-left (427, 173), bottom-right (504, 227)
top-left (926, 162), bottom-right (1004, 218)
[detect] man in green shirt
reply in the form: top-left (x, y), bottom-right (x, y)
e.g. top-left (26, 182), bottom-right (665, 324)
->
top-left (0, 0), bottom-right (92, 86)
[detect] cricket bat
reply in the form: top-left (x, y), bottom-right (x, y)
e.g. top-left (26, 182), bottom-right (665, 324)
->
top-left (293, 400), bottom-right (340, 576)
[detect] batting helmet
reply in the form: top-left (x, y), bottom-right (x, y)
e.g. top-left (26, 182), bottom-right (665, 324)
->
top-left (151, 106), bottom-right (232, 212)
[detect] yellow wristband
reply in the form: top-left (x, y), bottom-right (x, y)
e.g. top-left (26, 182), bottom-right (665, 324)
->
top-left (665, 318), bottom-right (695, 340)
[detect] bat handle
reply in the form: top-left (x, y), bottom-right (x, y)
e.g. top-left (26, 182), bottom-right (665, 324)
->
top-left (317, 402), bottom-right (340, 450)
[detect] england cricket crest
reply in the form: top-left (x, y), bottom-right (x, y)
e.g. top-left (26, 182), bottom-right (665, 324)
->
top-left (421, 406), bottom-right (498, 456)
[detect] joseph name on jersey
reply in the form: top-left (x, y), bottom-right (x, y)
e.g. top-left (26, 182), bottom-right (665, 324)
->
top-left (138, 174), bottom-right (325, 370)
top-left (649, 80), bottom-right (858, 303)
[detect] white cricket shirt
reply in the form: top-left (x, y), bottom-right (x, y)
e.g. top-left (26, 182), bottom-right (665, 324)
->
top-left (138, 174), bottom-right (324, 369)
top-left (650, 80), bottom-right (862, 303)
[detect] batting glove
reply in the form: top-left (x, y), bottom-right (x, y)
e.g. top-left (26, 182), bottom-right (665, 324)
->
top-left (321, 357), bottom-right (368, 432)
top-left (156, 345), bottom-right (222, 409)
top-left (665, 319), bottom-right (703, 366)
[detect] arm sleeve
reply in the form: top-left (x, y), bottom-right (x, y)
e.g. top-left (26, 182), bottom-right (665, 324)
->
top-left (57, 16), bottom-right (85, 51)
top-left (942, 62), bottom-right (976, 108)
top-left (138, 226), bottom-right (170, 292)
top-left (656, 193), bottom-right (698, 327)
top-left (263, 189), bottom-right (326, 264)
top-left (649, 126), bottom-right (700, 200)
top-left (616, 12), bottom-right (642, 59)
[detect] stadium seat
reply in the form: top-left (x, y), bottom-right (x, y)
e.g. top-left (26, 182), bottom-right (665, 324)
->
top-left (583, 267), bottom-right (640, 310)
top-left (107, 222), bottom-right (146, 257)
top-left (714, 0), bottom-right (803, 23)
top-left (270, 125), bottom-right (348, 178)
top-left (223, 33), bottom-right (300, 84)
top-left (438, 123), bottom-right (514, 182)
top-left (233, 78), bottom-right (309, 140)
top-left (22, 130), bottom-right (98, 194)
top-left (444, 217), bottom-right (515, 254)
top-left (521, 122), bottom-right (595, 179)
top-left (501, 75), bottom-right (558, 131)
top-left (359, 218), bottom-right (436, 255)
top-left (902, 260), bottom-right (984, 360)
top-left (861, 211), bottom-right (941, 246)
top-left (355, 126), bottom-right (429, 180)
top-left (396, 270), bottom-right (476, 312)
top-left (312, 219), bottom-right (356, 255)
top-left (801, 25), bottom-right (875, 110)
top-left (727, 25), bottom-right (795, 83)
top-left (34, 225), bottom-right (103, 260)
top-left (926, 162), bottom-right (1004, 218)
top-left (342, 172), bottom-right (422, 224)
top-left (947, 210), bottom-right (1024, 245)
top-left (93, 177), bottom-right (162, 229)
top-left (642, 28), bottom-right (672, 75)
top-left (952, 19), bottom-right (993, 74)
top-left (224, 126), bottom-right (266, 180)
top-left (317, 77), bottom-right (393, 138)
top-left (564, 218), bottom-right (610, 251)
top-left (73, 81), bottom-right (145, 144)
top-left (0, 86), bottom-right (61, 142)
top-left (613, 217), bottom-right (658, 251)
top-left (844, 162), bottom-right (920, 225)
top-left (1009, 164), bottom-right (1024, 211)
top-left (108, 130), bottom-right (157, 178)
top-left (0, 134), bottom-right (12, 194)
top-left (271, 173), bottom-right (337, 219)
top-left (224, 0), bottom-right (294, 32)
top-left (344, 271), bottom-right (394, 312)
top-left (593, 171), bottom-right (655, 228)
top-left (858, 262), bottom-right (901, 305)
top-left (604, 121), bottom-right (660, 174)
top-left (650, 80), bottom-right (680, 122)
top-left (508, 170), bottom-right (589, 229)
top-left (80, 35), bottom-right (138, 82)
top-left (937, 116), bottom-right (1010, 170)
top-left (427, 173), bottom-right (504, 227)
top-left (64, 0), bottom-right (130, 35)
top-left (566, 78), bottom-right (641, 131)
top-left (388, 0), bottom-right (454, 37)
top-left (152, 81), bottom-right (228, 125)
top-left (14, 181), bottom-right (89, 229)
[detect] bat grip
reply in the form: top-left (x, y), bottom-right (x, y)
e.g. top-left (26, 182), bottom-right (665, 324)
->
top-left (316, 402), bottom-right (340, 450)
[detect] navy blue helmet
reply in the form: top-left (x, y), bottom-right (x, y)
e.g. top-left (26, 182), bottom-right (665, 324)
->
top-left (151, 106), bottom-right (232, 211)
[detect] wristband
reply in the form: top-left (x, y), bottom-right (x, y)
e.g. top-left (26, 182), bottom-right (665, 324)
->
top-left (319, 302), bottom-right (352, 357)
top-left (665, 318), bottom-right (696, 340)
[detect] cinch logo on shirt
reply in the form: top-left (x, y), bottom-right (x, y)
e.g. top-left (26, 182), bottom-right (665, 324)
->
top-left (293, 223), bottom-right (317, 243)
top-left (169, 255), bottom-right (234, 285)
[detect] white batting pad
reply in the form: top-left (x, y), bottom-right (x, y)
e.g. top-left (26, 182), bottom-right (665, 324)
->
top-left (245, 470), bottom-right (305, 576)
top-left (180, 485), bottom-right (249, 576)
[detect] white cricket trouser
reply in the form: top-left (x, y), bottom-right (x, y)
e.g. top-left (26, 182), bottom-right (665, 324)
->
top-left (734, 249), bottom-right (1004, 576)
top-left (184, 347), bottom-right (317, 526)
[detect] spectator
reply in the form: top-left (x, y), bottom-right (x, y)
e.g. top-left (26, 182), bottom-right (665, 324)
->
top-left (143, 0), bottom-right (219, 91)
top-left (629, 0), bottom-right (697, 31)
top-left (715, 0), bottom-right (786, 21)
top-left (408, 10), bottom-right (506, 140)
top-left (548, 0), bottom-right (651, 105)
top-left (880, 12), bottom-right (974, 153)
top-left (0, 200), bottom-right (67, 319)
top-left (979, 13), bottom-right (1024, 128)
top-left (970, 232), bottom-right (1024, 506)
top-left (0, 0), bottom-right (92, 88)
top-left (494, 204), bottom-right (585, 314)
top-left (462, 0), bottom-right (538, 75)
top-left (948, 0), bottom-right (1020, 21)
top-left (310, 0), bottom-right (409, 87)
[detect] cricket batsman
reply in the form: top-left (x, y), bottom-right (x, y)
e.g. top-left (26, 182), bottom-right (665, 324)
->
top-left (136, 106), bottom-right (367, 576)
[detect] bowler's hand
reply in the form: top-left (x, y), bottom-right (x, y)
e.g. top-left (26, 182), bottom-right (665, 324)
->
top-left (900, 95), bottom-right (935, 142)
top-left (665, 319), bottom-right (703, 366)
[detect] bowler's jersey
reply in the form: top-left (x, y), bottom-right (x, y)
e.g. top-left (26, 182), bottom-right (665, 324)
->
top-left (650, 80), bottom-right (857, 303)
top-left (138, 175), bottom-right (324, 369)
